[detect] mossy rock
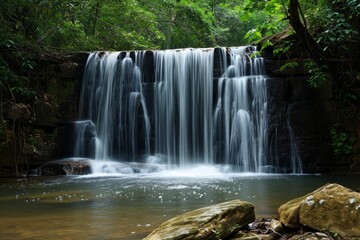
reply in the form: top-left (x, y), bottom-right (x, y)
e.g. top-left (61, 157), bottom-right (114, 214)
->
top-left (144, 199), bottom-right (255, 240)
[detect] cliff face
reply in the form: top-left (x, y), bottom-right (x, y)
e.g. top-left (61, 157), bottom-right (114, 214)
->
top-left (0, 49), bottom-right (358, 176)
top-left (266, 56), bottom-right (359, 174)
top-left (265, 59), bottom-right (335, 173)
top-left (0, 52), bottom-right (88, 176)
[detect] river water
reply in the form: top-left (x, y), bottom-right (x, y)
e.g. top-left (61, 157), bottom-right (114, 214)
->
top-left (1, 168), bottom-right (359, 240)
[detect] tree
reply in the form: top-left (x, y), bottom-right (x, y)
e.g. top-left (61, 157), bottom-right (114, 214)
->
top-left (287, 0), bottom-right (326, 62)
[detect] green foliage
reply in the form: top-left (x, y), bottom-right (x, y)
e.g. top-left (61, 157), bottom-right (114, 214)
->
top-left (315, 10), bottom-right (358, 53)
top-left (346, 0), bottom-right (360, 18)
top-left (244, 29), bottom-right (263, 43)
top-left (280, 61), bottom-right (299, 72)
top-left (0, 0), bottom-right (296, 50)
top-left (260, 40), bottom-right (273, 51)
top-left (0, 40), bottom-right (36, 102)
top-left (0, 0), bottom-right (358, 52)
top-left (272, 40), bottom-right (295, 58)
top-left (305, 0), bottom-right (359, 55)
top-left (304, 60), bottom-right (329, 88)
top-left (331, 125), bottom-right (356, 156)
top-left (241, 0), bottom-right (287, 44)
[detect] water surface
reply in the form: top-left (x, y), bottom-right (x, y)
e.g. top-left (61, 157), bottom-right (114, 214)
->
top-left (1, 170), bottom-right (359, 240)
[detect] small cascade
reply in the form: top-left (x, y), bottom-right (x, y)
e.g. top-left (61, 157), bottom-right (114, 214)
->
top-left (128, 92), bottom-right (151, 159)
top-left (214, 46), bottom-right (269, 172)
top-left (69, 46), bottom-right (303, 174)
top-left (77, 51), bottom-right (151, 162)
top-left (287, 109), bottom-right (303, 174)
top-left (73, 120), bottom-right (97, 158)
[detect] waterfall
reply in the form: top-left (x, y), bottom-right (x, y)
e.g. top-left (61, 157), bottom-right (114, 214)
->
top-left (213, 47), bottom-right (269, 172)
top-left (77, 51), bottom-right (151, 161)
top-left (73, 120), bottom-right (97, 158)
top-left (287, 107), bottom-right (303, 174)
top-left (128, 92), bottom-right (151, 159)
top-left (71, 46), bottom-right (303, 173)
top-left (153, 49), bottom-right (214, 166)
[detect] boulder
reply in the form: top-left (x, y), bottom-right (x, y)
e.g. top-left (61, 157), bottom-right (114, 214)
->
top-left (144, 199), bottom-right (255, 240)
top-left (278, 183), bottom-right (360, 237)
top-left (269, 219), bottom-right (283, 233)
top-left (38, 159), bottom-right (91, 175)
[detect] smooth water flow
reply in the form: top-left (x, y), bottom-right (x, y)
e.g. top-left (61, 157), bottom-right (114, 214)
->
top-left (78, 52), bottom-right (150, 161)
top-left (214, 47), bottom-right (269, 172)
top-left (72, 46), bottom-right (302, 173)
top-left (154, 49), bottom-right (214, 166)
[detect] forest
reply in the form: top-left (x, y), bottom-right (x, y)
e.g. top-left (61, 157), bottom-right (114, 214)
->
top-left (0, 0), bottom-right (359, 175)
top-left (1, 0), bottom-right (359, 91)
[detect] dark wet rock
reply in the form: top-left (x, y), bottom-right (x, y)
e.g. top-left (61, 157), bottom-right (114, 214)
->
top-left (144, 199), bottom-right (255, 240)
top-left (24, 130), bottom-right (57, 167)
top-left (289, 232), bottom-right (332, 240)
top-left (229, 231), bottom-right (275, 240)
top-left (248, 218), bottom-right (269, 230)
top-left (26, 168), bottom-right (41, 176)
top-left (34, 97), bottom-right (59, 126)
top-left (36, 159), bottom-right (167, 176)
top-left (38, 159), bottom-right (92, 175)
top-left (5, 103), bottom-right (32, 120)
top-left (278, 183), bottom-right (360, 237)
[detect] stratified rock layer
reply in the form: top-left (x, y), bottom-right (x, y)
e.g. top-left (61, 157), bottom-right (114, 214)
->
top-left (144, 199), bottom-right (255, 240)
top-left (278, 183), bottom-right (360, 237)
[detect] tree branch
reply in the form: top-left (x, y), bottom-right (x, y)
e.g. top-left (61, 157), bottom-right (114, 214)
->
top-left (287, 0), bottom-right (326, 63)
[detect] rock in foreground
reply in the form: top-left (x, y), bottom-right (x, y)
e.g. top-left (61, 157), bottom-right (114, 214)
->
top-left (278, 183), bottom-right (360, 237)
top-left (144, 199), bottom-right (255, 240)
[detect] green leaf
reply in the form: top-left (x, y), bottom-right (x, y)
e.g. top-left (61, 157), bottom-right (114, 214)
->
top-left (280, 62), bottom-right (299, 71)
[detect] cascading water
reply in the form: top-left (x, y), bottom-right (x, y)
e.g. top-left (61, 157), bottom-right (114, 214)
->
top-left (287, 107), bottom-right (303, 174)
top-left (153, 49), bottom-right (214, 166)
top-left (72, 120), bottom-right (97, 158)
top-left (77, 51), bottom-right (151, 161)
top-left (213, 47), bottom-right (269, 172)
top-left (72, 46), bottom-right (302, 174)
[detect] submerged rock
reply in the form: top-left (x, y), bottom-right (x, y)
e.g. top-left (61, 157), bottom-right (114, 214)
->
top-left (144, 199), bottom-right (255, 240)
top-left (278, 183), bottom-right (360, 237)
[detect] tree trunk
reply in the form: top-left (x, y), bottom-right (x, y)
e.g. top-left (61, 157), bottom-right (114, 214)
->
top-left (287, 0), bottom-right (325, 62)
top-left (91, 0), bottom-right (101, 35)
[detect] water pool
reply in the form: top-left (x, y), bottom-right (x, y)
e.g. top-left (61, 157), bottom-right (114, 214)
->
top-left (1, 170), bottom-right (359, 239)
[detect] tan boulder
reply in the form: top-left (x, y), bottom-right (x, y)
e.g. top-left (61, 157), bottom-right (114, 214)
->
top-left (144, 199), bottom-right (255, 240)
top-left (279, 183), bottom-right (360, 237)
top-left (269, 219), bottom-right (283, 233)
